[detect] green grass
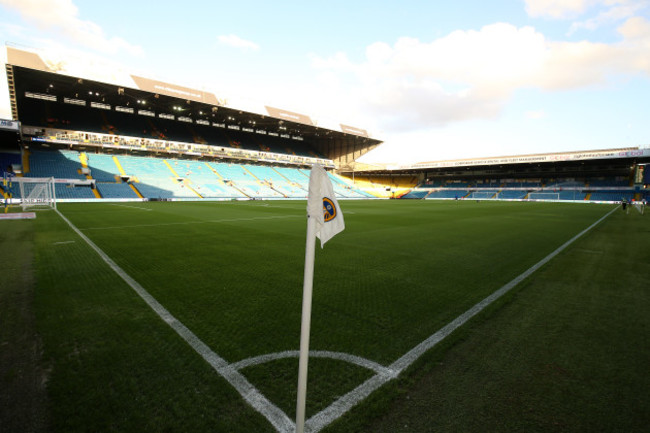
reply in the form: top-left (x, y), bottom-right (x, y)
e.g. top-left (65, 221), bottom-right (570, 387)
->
top-left (0, 219), bottom-right (47, 432)
top-left (2, 200), bottom-right (647, 432)
top-left (333, 205), bottom-right (650, 433)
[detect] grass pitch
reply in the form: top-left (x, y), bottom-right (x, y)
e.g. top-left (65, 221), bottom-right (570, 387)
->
top-left (2, 200), bottom-right (648, 432)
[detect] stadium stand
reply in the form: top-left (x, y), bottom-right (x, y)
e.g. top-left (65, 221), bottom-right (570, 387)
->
top-left (329, 173), bottom-right (374, 198)
top-left (397, 172), bottom-right (647, 203)
top-left (210, 162), bottom-right (282, 198)
top-left (14, 147), bottom-right (644, 204)
top-left (7, 46), bottom-right (649, 205)
top-left (246, 165), bottom-right (308, 198)
top-left (0, 152), bottom-right (21, 173)
top-left (86, 153), bottom-right (122, 182)
top-left (275, 166), bottom-right (309, 185)
top-left (116, 155), bottom-right (194, 199)
top-left (588, 178), bottom-right (630, 187)
top-left (402, 189), bottom-right (429, 199)
top-left (26, 149), bottom-right (86, 180)
top-left (426, 189), bottom-right (469, 199)
top-left (95, 182), bottom-right (138, 199)
top-left (589, 191), bottom-right (634, 201)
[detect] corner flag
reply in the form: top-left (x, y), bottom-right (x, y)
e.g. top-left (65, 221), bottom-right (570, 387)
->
top-left (295, 164), bottom-right (345, 433)
top-left (307, 164), bottom-right (345, 247)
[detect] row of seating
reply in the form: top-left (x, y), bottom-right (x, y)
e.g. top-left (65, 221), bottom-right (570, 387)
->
top-left (419, 177), bottom-right (632, 190)
top-left (403, 188), bottom-right (635, 202)
top-left (8, 149), bottom-right (369, 201)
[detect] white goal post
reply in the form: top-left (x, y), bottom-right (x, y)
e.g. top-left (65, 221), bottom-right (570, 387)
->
top-left (7, 177), bottom-right (57, 211)
top-left (528, 192), bottom-right (560, 201)
top-left (470, 191), bottom-right (495, 199)
top-left (633, 201), bottom-right (645, 215)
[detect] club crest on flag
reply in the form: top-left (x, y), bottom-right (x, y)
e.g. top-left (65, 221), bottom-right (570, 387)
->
top-left (323, 197), bottom-right (337, 222)
top-left (307, 164), bottom-right (345, 248)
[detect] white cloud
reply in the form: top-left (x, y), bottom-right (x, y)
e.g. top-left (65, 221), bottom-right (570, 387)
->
top-left (0, 0), bottom-right (143, 56)
top-left (568, 0), bottom-right (649, 34)
top-left (217, 34), bottom-right (260, 51)
top-left (524, 0), bottom-right (650, 34)
top-left (618, 15), bottom-right (650, 39)
top-left (311, 20), bottom-right (650, 133)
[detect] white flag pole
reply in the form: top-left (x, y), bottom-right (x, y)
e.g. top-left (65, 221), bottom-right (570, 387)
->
top-left (296, 215), bottom-right (317, 433)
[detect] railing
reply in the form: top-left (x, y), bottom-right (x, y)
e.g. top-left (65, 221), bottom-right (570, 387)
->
top-left (21, 126), bottom-right (336, 168)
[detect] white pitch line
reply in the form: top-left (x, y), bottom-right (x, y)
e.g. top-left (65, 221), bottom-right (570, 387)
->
top-left (80, 214), bottom-right (302, 231)
top-left (55, 209), bottom-right (295, 433)
top-left (109, 203), bottom-right (153, 211)
top-left (304, 205), bottom-right (618, 433)
top-left (53, 204), bottom-right (617, 433)
top-left (232, 350), bottom-right (396, 378)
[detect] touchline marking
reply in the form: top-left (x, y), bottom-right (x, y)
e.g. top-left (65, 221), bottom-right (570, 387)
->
top-left (304, 205), bottom-right (618, 433)
top-left (80, 214), bottom-right (302, 231)
top-left (54, 205), bottom-right (617, 433)
top-left (55, 209), bottom-right (295, 433)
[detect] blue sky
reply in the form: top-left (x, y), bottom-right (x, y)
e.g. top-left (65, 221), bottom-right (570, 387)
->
top-left (0, 0), bottom-right (649, 164)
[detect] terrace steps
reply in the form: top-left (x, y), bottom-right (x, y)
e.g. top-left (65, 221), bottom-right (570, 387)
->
top-left (163, 160), bottom-right (181, 178)
top-left (129, 183), bottom-right (144, 199)
top-left (206, 163), bottom-right (224, 179)
top-left (78, 153), bottom-right (102, 198)
top-left (112, 156), bottom-right (127, 177)
top-left (22, 149), bottom-right (30, 174)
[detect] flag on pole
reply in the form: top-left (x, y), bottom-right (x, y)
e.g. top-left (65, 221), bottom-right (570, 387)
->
top-left (307, 164), bottom-right (345, 247)
top-left (295, 164), bottom-right (345, 433)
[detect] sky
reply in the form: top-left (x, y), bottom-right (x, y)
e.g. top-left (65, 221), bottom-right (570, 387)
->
top-left (0, 0), bottom-right (649, 164)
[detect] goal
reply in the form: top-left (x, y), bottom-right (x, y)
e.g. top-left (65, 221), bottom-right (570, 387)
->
top-left (528, 192), bottom-right (560, 201)
top-left (470, 191), bottom-right (495, 199)
top-left (633, 201), bottom-right (645, 215)
top-left (9, 177), bottom-right (57, 211)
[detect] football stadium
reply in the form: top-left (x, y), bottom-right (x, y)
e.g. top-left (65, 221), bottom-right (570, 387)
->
top-left (2, 45), bottom-right (649, 433)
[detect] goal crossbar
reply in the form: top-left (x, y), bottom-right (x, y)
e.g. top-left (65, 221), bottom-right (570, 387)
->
top-left (528, 192), bottom-right (560, 201)
top-left (6, 176), bottom-right (57, 211)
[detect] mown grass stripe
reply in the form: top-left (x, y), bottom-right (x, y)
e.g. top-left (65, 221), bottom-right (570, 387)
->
top-left (54, 209), bottom-right (295, 433)
top-left (80, 214), bottom-right (302, 231)
top-left (305, 205), bottom-right (618, 433)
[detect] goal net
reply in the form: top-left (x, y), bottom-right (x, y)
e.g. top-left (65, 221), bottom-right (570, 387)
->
top-left (528, 192), bottom-right (560, 201)
top-left (470, 191), bottom-right (495, 199)
top-left (10, 177), bottom-right (57, 211)
top-left (633, 201), bottom-right (645, 215)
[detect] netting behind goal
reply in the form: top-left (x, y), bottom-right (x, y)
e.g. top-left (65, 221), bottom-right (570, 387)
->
top-left (528, 192), bottom-right (560, 201)
top-left (10, 177), bottom-right (57, 211)
top-left (633, 202), bottom-right (645, 215)
top-left (470, 191), bottom-right (495, 199)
